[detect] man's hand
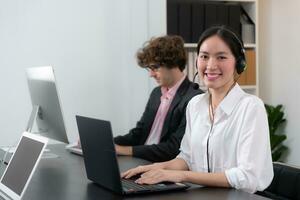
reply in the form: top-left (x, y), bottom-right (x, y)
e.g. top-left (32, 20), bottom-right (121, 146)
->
top-left (115, 144), bottom-right (133, 156)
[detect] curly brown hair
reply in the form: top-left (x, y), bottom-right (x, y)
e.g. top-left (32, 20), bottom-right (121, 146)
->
top-left (136, 35), bottom-right (187, 71)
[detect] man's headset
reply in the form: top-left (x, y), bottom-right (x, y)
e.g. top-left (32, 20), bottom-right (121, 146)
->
top-left (193, 26), bottom-right (247, 85)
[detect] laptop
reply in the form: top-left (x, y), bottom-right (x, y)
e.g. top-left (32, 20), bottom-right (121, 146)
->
top-left (76, 116), bottom-right (189, 194)
top-left (75, 115), bottom-right (189, 195)
top-left (0, 132), bottom-right (48, 200)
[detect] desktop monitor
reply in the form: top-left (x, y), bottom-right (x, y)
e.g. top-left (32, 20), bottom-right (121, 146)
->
top-left (26, 66), bottom-right (69, 143)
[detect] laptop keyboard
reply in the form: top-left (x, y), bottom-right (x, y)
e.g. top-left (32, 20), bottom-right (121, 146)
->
top-left (122, 178), bottom-right (169, 192)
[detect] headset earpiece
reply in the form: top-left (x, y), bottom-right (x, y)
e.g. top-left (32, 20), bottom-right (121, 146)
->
top-left (236, 56), bottom-right (247, 74)
top-left (221, 27), bottom-right (247, 74)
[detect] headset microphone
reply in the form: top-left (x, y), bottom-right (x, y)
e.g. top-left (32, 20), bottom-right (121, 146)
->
top-left (192, 82), bottom-right (199, 90)
top-left (192, 59), bottom-right (200, 90)
top-left (192, 71), bottom-right (199, 89)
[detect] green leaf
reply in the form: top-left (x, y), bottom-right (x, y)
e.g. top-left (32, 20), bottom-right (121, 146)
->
top-left (272, 145), bottom-right (288, 161)
top-left (265, 103), bottom-right (288, 161)
top-left (270, 134), bottom-right (287, 150)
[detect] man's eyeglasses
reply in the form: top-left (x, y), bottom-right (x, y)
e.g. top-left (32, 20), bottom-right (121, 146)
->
top-left (145, 64), bottom-right (160, 72)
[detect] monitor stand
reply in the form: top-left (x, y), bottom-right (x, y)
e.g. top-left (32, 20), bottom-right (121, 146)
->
top-left (26, 105), bottom-right (40, 133)
top-left (26, 105), bottom-right (59, 159)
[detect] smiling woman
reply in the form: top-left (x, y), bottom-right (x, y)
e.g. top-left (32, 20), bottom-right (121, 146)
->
top-left (197, 35), bottom-right (237, 93)
top-left (122, 26), bottom-right (274, 194)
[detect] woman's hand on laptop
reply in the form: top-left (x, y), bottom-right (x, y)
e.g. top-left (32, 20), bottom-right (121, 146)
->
top-left (121, 163), bottom-right (165, 179)
top-left (135, 169), bottom-right (185, 185)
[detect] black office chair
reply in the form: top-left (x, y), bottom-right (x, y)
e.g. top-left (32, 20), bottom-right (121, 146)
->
top-left (257, 162), bottom-right (300, 200)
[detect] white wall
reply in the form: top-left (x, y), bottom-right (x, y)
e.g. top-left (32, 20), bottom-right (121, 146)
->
top-left (259, 0), bottom-right (300, 165)
top-left (0, 0), bottom-right (165, 146)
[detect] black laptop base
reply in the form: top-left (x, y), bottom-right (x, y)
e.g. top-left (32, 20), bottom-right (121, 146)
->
top-left (121, 178), bottom-right (189, 195)
top-left (76, 115), bottom-right (189, 196)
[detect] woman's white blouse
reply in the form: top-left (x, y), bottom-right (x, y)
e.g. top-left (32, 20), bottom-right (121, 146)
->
top-left (177, 84), bottom-right (273, 193)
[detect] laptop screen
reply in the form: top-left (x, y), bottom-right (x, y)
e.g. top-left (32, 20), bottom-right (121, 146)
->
top-left (0, 136), bottom-right (44, 195)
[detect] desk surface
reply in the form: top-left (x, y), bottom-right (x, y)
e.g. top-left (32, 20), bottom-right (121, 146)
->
top-left (12, 144), bottom-right (269, 200)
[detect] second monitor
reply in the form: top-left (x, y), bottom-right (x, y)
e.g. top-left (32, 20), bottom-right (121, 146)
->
top-left (26, 66), bottom-right (69, 143)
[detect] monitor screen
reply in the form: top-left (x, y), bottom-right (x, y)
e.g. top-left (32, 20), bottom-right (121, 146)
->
top-left (26, 66), bottom-right (69, 143)
top-left (1, 136), bottom-right (44, 195)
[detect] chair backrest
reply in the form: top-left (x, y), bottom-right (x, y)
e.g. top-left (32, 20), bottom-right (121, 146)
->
top-left (258, 162), bottom-right (300, 200)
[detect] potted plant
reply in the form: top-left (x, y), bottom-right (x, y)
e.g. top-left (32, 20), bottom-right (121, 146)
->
top-left (265, 104), bottom-right (288, 161)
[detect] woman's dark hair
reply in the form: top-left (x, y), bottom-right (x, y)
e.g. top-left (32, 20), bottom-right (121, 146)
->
top-left (136, 35), bottom-right (187, 71)
top-left (196, 26), bottom-right (246, 74)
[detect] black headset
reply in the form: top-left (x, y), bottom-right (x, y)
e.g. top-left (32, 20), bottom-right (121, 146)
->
top-left (224, 28), bottom-right (247, 74)
top-left (195, 26), bottom-right (247, 75)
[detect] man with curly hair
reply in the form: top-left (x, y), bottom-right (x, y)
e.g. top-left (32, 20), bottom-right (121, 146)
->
top-left (114, 35), bottom-right (202, 162)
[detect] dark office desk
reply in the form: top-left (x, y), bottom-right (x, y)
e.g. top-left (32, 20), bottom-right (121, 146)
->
top-left (16, 144), bottom-right (269, 200)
